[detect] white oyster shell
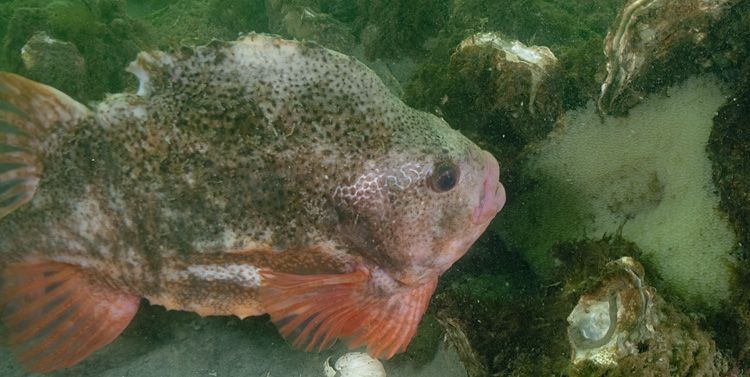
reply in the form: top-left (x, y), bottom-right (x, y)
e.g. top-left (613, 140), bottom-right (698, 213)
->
top-left (324, 352), bottom-right (386, 377)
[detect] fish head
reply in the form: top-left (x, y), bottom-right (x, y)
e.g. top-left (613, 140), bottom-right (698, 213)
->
top-left (334, 112), bottom-right (506, 287)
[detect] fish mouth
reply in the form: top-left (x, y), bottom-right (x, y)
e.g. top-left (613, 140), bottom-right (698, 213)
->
top-left (471, 151), bottom-right (506, 225)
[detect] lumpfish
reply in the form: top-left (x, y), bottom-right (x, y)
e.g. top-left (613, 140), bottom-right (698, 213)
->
top-left (0, 34), bottom-right (506, 373)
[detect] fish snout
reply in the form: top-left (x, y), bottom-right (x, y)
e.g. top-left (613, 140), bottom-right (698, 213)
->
top-left (471, 151), bottom-right (506, 225)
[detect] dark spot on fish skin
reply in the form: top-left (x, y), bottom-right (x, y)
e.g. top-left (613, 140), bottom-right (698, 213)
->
top-left (213, 51), bottom-right (226, 65)
top-left (0, 36), bottom-right (479, 307)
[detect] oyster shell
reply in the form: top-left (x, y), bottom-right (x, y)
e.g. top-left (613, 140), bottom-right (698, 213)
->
top-left (445, 32), bottom-right (563, 163)
top-left (324, 352), bottom-right (386, 377)
top-left (19, 32), bottom-right (86, 99)
top-left (567, 257), bottom-right (655, 367)
top-left (598, 0), bottom-right (733, 114)
top-left (455, 32), bottom-right (560, 117)
top-left (565, 254), bottom-right (728, 374)
top-left (266, 3), bottom-right (356, 54)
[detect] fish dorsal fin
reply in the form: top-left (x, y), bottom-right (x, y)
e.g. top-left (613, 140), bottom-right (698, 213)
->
top-left (0, 73), bottom-right (90, 219)
top-left (259, 268), bottom-right (437, 359)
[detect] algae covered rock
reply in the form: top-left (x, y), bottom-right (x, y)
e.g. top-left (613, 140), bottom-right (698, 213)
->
top-left (442, 32), bottom-right (563, 165)
top-left (1, 0), bottom-right (152, 101)
top-left (553, 240), bottom-right (728, 377)
top-left (355, 0), bottom-right (449, 60)
top-left (708, 66), bottom-right (750, 372)
top-left (405, 0), bottom-right (625, 118)
top-left (431, 237), bottom-right (727, 376)
top-left (266, 2), bottom-right (356, 53)
top-left (19, 31), bottom-right (86, 99)
top-left (131, 0), bottom-right (268, 47)
top-left (566, 257), bottom-right (728, 376)
top-left (598, 0), bottom-right (737, 115)
top-left (567, 257), bottom-right (652, 368)
top-left (709, 69), bottom-right (750, 265)
top-left (429, 232), bottom-right (568, 376)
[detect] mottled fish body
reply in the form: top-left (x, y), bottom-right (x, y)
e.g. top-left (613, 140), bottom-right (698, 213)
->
top-left (0, 34), bottom-right (505, 372)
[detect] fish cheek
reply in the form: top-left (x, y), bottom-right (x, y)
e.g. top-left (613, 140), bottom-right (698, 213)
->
top-left (334, 205), bottom-right (401, 271)
top-left (429, 196), bottom-right (476, 267)
top-left (436, 198), bottom-right (465, 235)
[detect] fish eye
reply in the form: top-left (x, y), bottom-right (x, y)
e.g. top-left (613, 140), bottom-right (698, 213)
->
top-left (429, 161), bottom-right (460, 193)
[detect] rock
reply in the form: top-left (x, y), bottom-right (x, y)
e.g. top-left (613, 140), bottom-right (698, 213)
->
top-left (19, 32), bottom-right (87, 99)
top-left (2, 0), bottom-right (152, 101)
top-left (266, 1), bottom-right (356, 53)
top-left (566, 256), bottom-right (728, 375)
top-left (443, 32), bottom-right (563, 164)
top-left (567, 257), bottom-right (654, 367)
top-left (598, 0), bottom-right (735, 115)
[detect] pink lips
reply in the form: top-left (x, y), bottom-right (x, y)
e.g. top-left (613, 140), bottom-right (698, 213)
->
top-left (471, 151), bottom-right (506, 225)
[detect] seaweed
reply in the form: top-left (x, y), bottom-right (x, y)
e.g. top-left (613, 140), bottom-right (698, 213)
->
top-left (1, 0), bottom-right (152, 101)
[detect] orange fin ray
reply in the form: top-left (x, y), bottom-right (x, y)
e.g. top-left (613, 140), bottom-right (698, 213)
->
top-left (0, 73), bottom-right (90, 219)
top-left (4, 277), bottom-right (77, 328)
top-left (259, 269), bottom-right (437, 359)
top-left (1, 261), bottom-right (140, 373)
top-left (1, 266), bottom-right (75, 300)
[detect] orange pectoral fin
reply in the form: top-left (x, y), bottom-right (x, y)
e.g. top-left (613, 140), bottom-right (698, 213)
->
top-left (258, 269), bottom-right (437, 359)
top-left (0, 73), bottom-right (91, 220)
top-left (0, 261), bottom-right (140, 373)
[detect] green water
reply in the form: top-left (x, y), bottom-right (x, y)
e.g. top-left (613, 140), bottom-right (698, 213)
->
top-left (1, 0), bottom-right (749, 376)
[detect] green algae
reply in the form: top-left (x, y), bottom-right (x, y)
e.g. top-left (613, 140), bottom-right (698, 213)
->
top-left (708, 59), bottom-right (750, 371)
top-left (552, 239), bottom-right (724, 377)
top-left (136, 0), bottom-right (268, 48)
top-left (1, 0), bottom-right (152, 101)
top-left (0, 0), bottom-right (748, 375)
top-left (404, 0), bottom-right (626, 114)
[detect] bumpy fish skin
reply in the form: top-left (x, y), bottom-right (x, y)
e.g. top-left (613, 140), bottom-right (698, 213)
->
top-left (0, 34), bottom-right (505, 370)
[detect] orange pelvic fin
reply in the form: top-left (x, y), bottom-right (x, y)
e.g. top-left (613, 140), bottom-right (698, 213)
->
top-left (259, 268), bottom-right (437, 359)
top-left (1, 260), bottom-right (140, 373)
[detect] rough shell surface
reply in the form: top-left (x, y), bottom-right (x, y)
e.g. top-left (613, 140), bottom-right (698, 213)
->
top-left (455, 32), bottom-right (560, 117)
top-left (324, 352), bottom-right (387, 377)
top-left (598, 0), bottom-right (733, 114)
top-left (445, 31), bottom-right (563, 165)
top-left (567, 257), bottom-right (656, 367)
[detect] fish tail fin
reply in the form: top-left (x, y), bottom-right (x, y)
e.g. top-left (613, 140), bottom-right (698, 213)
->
top-left (259, 269), bottom-right (437, 359)
top-left (1, 260), bottom-right (140, 373)
top-left (0, 72), bottom-right (90, 219)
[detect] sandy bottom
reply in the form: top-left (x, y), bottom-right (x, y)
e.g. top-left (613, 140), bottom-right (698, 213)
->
top-left (0, 305), bottom-right (467, 377)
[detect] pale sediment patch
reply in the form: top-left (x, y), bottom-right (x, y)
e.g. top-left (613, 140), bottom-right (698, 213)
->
top-left (498, 76), bottom-right (737, 308)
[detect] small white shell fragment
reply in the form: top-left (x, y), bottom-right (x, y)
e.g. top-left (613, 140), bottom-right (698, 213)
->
top-left (458, 32), bottom-right (557, 69)
top-left (324, 352), bottom-right (386, 377)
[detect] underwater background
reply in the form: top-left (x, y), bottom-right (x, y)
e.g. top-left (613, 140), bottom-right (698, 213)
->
top-left (1, 0), bottom-right (749, 376)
